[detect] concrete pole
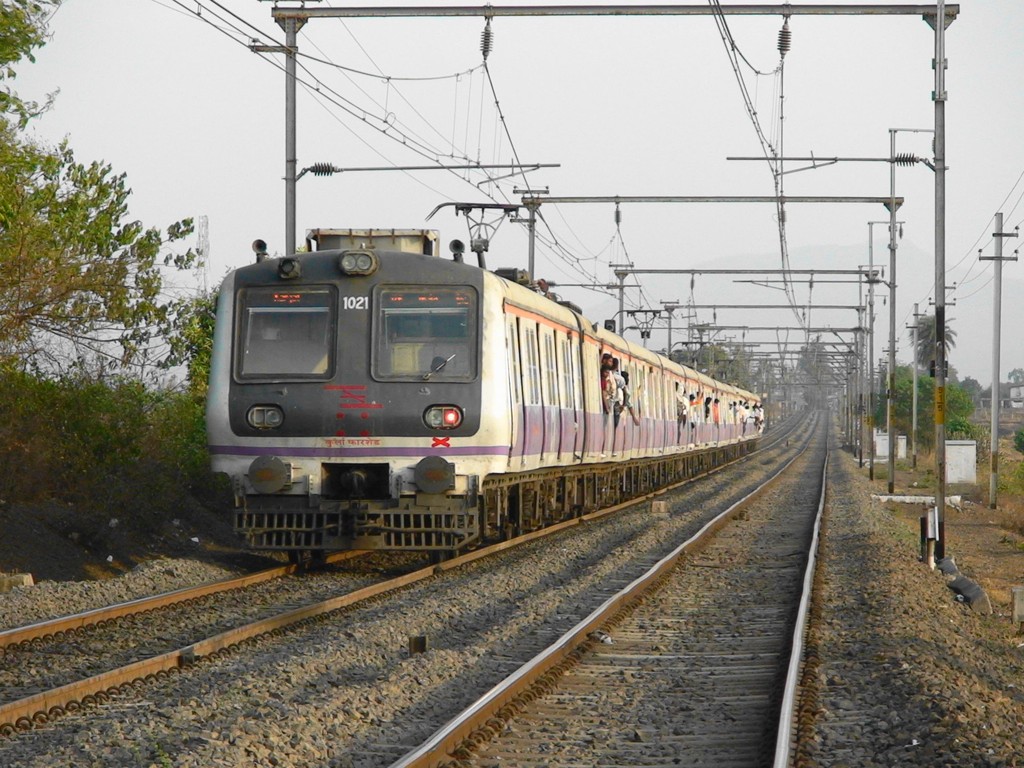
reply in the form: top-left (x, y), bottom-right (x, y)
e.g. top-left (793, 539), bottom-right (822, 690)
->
top-left (666, 308), bottom-right (674, 358)
top-left (989, 214), bottom-right (1004, 508)
top-left (887, 130), bottom-right (899, 494)
top-left (526, 201), bottom-right (538, 280)
top-left (931, 0), bottom-right (949, 562)
top-left (284, 16), bottom-right (299, 256)
top-left (858, 284), bottom-right (866, 468)
top-left (615, 269), bottom-right (627, 334)
top-left (911, 303), bottom-right (919, 470)
top-left (867, 236), bottom-right (877, 481)
top-left (984, 212), bottom-right (1019, 507)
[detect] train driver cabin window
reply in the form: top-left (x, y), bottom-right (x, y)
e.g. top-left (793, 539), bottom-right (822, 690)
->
top-left (375, 286), bottom-right (478, 380)
top-left (238, 288), bottom-right (334, 378)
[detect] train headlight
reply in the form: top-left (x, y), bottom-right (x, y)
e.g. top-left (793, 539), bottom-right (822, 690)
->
top-left (414, 455), bottom-right (455, 493)
top-left (247, 404), bottom-right (285, 429)
top-left (278, 257), bottom-right (301, 279)
top-left (338, 250), bottom-right (379, 276)
top-left (424, 405), bottom-right (463, 430)
top-left (248, 455), bottom-right (291, 493)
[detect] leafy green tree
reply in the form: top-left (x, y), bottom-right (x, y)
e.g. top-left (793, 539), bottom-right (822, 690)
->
top-left (911, 312), bottom-right (957, 372)
top-left (1, 0), bottom-right (59, 125)
top-left (161, 290), bottom-right (218, 395)
top-left (1, 2), bottom-right (197, 375)
top-left (1009, 368), bottom-right (1024, 385)
top-left (875, 363), bottom-right (975, 448)
top-left (960, 376), bottom-right (983, 402)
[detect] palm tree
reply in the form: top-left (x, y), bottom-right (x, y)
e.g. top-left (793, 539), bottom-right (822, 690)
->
top-left (910, 312), bottom-right (957, 370)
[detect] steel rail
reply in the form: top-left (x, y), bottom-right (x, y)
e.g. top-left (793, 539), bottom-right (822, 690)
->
top-left (773, 437), bottom-right (830, 767)
top-left (0, 551), bottom-right (361, 649)
top-left (388, 417), bottom-right (824, 768)
top-left (0, 418), bottom-right (809, 737)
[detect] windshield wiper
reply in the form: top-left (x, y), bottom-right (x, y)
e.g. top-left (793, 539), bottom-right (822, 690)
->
top-left (422, 353), bottom-right (456, 381)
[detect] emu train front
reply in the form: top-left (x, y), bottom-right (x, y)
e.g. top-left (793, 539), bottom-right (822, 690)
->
top-left (206, 229), bottom-right (508, 556)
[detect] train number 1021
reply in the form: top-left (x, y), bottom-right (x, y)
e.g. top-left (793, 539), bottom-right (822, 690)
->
top-left (343, 296), bottom-right (369, 311)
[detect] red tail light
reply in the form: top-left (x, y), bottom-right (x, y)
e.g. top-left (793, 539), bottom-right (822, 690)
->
top-left (424, 405), bottom-right (463, 430)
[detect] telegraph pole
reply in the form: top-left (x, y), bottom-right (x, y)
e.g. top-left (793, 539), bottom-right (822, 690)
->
top-left (865, 236), bottom-right (880, 482)
top-left (928, 0), bottom-right (951, 563)
top-left (908, 303), bottom-right (922, 470)
top-left (252, 16), bottom-right (305, 257)
top-left (980, 212), bottom-right (1019, 508)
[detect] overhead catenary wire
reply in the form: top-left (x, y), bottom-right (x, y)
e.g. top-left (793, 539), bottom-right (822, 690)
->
top-left (163, 0), bottom-right (522, 206)
top-left (708, 2), bottom-right (803, 328)
top-left (902, 172), bottom-right (1024, 332)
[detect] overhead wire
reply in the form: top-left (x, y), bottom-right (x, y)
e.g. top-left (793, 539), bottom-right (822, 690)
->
top-left (162, 0), bottom-right (520, 205)
top-left (904, 170), bottom-right (1024, 332)
top-left (707, 1), bottom-right (803, 329)
top-left (159, 0), bottom-right (610, 305)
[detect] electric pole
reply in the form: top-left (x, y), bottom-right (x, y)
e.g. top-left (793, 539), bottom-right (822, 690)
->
top-left (980, 212), bottom-right (1019, 508)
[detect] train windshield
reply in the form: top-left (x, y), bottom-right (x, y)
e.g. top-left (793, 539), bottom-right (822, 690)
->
top-left (237, 288), bottom-right (335, 378)
top-left (374, 286), bottom-right (478, 381)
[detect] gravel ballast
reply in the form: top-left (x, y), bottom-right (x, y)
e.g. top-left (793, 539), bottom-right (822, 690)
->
top-left (3, 422), bottom-right (1024, 767)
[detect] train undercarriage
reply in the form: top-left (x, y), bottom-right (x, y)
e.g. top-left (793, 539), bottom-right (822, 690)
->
top-left (234, 439), bottom-right (758, 559)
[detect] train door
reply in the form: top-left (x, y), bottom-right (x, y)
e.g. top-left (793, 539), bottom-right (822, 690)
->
top-left (539, 326), bottom-right (560, 463)
top-left (621, 360), bottom-right (635, 455)
top-left (563, 333), bottom-right (583, 460)
top-left (507, 316), bottom-right (525, 463)
top-left (518, 320), bottom-right (542, 463)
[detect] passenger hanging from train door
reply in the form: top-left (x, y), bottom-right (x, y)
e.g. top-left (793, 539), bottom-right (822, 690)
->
top-left (675, 384), bottom-right (688, 444)
top-left (689, 392), bottom-right (699, 447)
top-left (600, 357), bottom-right (616, 457)
top-left (712, 397), bottom-right (721, 442)
top-left (610, 358), bottom-right (627, 405)
top-left (609, 359), bottom-right (626, 455)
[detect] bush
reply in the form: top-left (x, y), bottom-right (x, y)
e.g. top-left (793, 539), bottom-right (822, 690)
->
top-left (0, 367), bottom-right (223, 518)
top-left (1015, 428), bottom-right (1024, 455)
top-left (946, 416), bottom-right (980, 442)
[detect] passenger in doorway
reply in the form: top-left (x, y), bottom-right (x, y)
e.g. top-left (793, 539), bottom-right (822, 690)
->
top-left (609, 357), bottom-right (628, 427)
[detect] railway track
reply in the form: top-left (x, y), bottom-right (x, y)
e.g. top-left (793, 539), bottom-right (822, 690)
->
top-left (393, 418), bottom-right (828, 768)
top-left (0, 414), bottom-right (816, 759)
top-left (1, 415), bottom-right (798, 651)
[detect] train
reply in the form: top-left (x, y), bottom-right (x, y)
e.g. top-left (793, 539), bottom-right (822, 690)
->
top-left (205, 228), bottom-right (763, 559)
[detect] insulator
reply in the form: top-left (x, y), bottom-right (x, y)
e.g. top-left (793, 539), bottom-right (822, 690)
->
top-left (778, 19), bottom-right (791, 56)
top-left (894, 153), bottom-right (919, 167)
top-left (309, 162), bottom-right (336, 177)
top-left (481, 19), bottom-right (493, 60)
top-left (614, 204), bottom-right (622, 226)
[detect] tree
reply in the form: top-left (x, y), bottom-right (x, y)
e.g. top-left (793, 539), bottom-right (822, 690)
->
top-left (911, 312), bottom-right (957, 372)
top-left (960, 376), bottom-right (983, 403)
top-left (1009, 368), bottom-right (1024, 385)
top-left (1, 1), bottom-right (59, 125)
top-left (876, 363), bottom-right (975, 448)
top-left (161, 289), bottom-right (218, 396)
top-left (1, 2), bottom-right (197, 375)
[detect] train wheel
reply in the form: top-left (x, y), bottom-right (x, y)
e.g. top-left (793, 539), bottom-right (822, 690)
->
top-left (287, 549), bottom-right (321, 569)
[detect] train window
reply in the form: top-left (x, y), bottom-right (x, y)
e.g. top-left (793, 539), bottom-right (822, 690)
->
top-left (561, 338), bottom-right (576, 410)
top-left (544, 333), bottom-right (558, 406)
top-left (507, 322), bottom-right (521, 405)
top-left (237, 288), bottom-right (335, 379)
top-left (524, 326), bottom-right (540, 405)
top-left (374, 286), bottom-right (478, 380)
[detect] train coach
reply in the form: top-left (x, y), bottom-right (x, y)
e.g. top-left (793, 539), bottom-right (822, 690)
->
top-left (205, 229), bottom-right (762, 559)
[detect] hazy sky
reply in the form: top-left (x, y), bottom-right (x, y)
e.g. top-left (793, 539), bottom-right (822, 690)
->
top-left (16, 1), bottom-right (1024, 385)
